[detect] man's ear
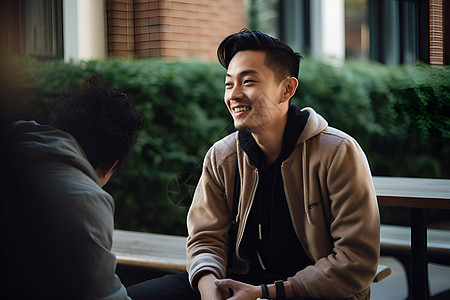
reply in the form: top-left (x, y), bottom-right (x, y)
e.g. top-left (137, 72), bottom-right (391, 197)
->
top-left (105, 160), bottom-right (119, 175)
top-left (281, 77), bottom-right (299, 103)
top-left (96, 160), bottom-right (119, 187)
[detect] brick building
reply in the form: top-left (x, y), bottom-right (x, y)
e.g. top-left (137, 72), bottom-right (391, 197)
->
top-left (429, 0), bottom-right (446, 66)
top-left (0, 0), bottom-right (448, 65)
top-left (0, 0), bottom-right (246, 62)
top-left (106, 0), bottom-right (246, 60)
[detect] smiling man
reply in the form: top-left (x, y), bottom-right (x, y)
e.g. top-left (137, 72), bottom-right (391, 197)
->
top-left (128, 29), bottom-right (380, 300)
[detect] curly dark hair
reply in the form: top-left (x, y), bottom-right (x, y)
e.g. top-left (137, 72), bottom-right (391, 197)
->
top-left (49, 73), bottom-right (143, 173)
top-left (217, 28), bottom-right (303, 83)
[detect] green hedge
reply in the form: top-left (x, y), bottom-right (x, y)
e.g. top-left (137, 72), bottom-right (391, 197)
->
top-left (3, 57), bottom-right (449, 234)
top-left (297, 61), bottom-right (450, 179)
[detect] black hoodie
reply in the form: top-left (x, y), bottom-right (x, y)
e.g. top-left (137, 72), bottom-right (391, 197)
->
top-left (235, 105), bottom-right (313, 284)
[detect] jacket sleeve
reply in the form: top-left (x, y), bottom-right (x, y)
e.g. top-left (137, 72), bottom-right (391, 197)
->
top-left (186, 145), bottom-right (233, 291)
top-left (289, 136), bottom-right (380, 299)
top-left (68, 189), bottom-right (131, 300)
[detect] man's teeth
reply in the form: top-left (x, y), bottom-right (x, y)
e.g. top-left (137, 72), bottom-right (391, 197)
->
top-left (234, 106), bottom-right (250, 112)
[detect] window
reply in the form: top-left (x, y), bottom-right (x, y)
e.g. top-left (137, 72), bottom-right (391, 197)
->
top-left (345, 0), bottom-right (369, 60)
top-left (279, 0), bottom-right (310, 54)
top-left (278, 0), bottom-right (431, 65)
top-left (24, 0), bottom-right (63, 60)
top-left (369, 0), bottom-right (423, 65)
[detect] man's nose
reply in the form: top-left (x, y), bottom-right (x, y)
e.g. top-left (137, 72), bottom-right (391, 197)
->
top-left (228, 84), bottom-right (243, 101)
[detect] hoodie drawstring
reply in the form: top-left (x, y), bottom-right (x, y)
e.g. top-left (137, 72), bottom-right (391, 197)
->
top-left (302, 143), bottom-right (312, 224)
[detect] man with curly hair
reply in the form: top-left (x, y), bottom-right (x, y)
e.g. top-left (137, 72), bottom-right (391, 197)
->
top-left (1, 73), bottom-right (143, 300)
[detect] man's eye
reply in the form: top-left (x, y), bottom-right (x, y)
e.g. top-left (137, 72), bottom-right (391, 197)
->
top-left (225, 82), bottom-right (233, 88)
top-left (243, 80), bottom-right (254, 84)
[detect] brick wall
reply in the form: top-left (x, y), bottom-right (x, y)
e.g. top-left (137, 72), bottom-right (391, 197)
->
top-left (107, 0), bottom-right (246, 60)
top-left (446, 0), bottom-right (450, 65)
top-left (429, 0), bottom-right (444, 66)
top-left (134, 0), bottom-right (162, 58)
top-left (106, 0), bottom-right (135, 59)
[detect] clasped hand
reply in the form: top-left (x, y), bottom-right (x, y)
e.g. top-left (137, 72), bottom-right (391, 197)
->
top-left (214, 278), bottom-right (261, 300)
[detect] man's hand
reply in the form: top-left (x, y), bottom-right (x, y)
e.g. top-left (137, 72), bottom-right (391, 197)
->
top-left (198, 273), bottom-right (230, 300)
top-left (214, 278), bottom-right (260, 300)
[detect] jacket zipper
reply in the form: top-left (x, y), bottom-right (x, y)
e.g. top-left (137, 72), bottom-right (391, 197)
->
top-left (235, 170), bottom-right (267, 269)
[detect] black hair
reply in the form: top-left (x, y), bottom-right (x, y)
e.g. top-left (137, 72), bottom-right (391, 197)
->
top-left (49, 73), bottom-right (143, 173)
top-left (217, 28), bottom-right (303, 83)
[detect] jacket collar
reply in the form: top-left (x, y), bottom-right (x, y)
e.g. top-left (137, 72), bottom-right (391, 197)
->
top-left (238, 104), bottom-right (309, 168)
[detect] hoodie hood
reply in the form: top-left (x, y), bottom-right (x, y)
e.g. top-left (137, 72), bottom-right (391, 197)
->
top-left (238, 105), bottom-right (328, 168)
top-left (296, 107), bottom-right (329, 144)
top-left (5, 120), bottom-right (100, 185)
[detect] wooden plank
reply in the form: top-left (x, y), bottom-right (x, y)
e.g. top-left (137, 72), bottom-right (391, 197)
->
top-left (373, 265), bottom-right (392, 282)
top-left (112, 229), bottom-right (187, 271)
top-left (380, 225), bottom-right (450, 266)
top-left (374, 176), bottom-right (450, 209)
top-left (113, 229), bottom-right (393, 282)
top-left (377, 196), bottom-right (450, 209)
top-left (381, 225), bottom-right (450, 252)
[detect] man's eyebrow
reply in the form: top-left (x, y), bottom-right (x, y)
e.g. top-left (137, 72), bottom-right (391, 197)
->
top-left (226, 69), bottom-right (259, 78)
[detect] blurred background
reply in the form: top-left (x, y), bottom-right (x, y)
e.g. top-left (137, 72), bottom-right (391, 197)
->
top-left (1, 0), bottom-right (449, 236)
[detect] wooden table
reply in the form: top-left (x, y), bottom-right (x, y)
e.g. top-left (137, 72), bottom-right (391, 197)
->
top-left (112, 176), bottom-right (449, 299)
top-left (374, 176), bottom-right (450, 300)
top-left (112, 230), bottom-right (187, 271)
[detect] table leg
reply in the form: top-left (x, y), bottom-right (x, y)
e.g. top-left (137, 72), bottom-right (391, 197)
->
top-left (411, 208), bottom-right (429, 300)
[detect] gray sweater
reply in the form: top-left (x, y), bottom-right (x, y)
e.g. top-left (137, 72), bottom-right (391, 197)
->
top-left (1, 121), bottom-right (130, 300)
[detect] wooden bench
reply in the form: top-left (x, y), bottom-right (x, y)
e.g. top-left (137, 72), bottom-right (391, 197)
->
top-left (373, 264), bottom-right (392, 282)
top-left (112, 230), bottom-right (187, 272)
top-left (381, 224), bottom-right (450, 265)
top-left (112, 229), bottom-right (391, 283)
top-left (380, 224), bottom-right (450, 298)
top-left (374, 176), bottom-right (450, 300)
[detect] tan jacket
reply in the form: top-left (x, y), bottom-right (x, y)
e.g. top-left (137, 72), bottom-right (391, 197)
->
top-left (187, 107), bottom-right (380, 299)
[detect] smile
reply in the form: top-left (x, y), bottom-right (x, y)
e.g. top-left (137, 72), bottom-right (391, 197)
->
top-left (233, 106), bottom-right (251, 113)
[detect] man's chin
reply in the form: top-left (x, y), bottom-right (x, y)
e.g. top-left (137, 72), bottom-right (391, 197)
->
top-left (234, 121), bottom-right (250, 132)
top-left (234, 121), bottom-right (267, 135)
